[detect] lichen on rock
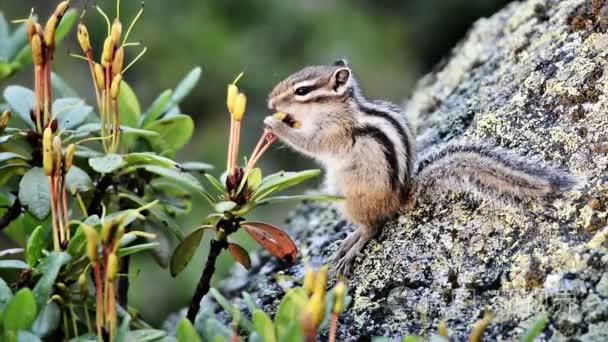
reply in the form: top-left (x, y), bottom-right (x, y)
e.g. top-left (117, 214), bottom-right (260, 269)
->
top-left (221, 0), bottom-right (608, 340)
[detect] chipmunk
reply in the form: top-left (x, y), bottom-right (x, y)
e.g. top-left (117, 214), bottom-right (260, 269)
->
top-left (264, 60), bottom-right (579, 276)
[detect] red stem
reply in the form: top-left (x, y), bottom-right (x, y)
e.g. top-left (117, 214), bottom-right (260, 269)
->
top-left (329, 314), bottom-right (338, 342)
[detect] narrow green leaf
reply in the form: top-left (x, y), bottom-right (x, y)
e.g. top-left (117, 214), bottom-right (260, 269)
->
top-left (252, 170), bottom-right (321, 201)
top-left (118, 192), bottom-right (184, 240)
top-left (18, 168), bottom-right (51, 220)
top-left (65, 166), bottom-right (93, 194)
top-left (89, 154), bottom-right (125, 174)
top-left (141, 89), bottom-right (173, 128)
top-left (203, 174), bottom-right (226, 194)
top-left (115, 314), bottom-right (131, 342)
top-left (210, 288), bottom-right (253, 333)
top-left (252, 310), bottom-right (276, 342)
top-left (118, 242), bottom-right (161, 257)
top-left (180, 162), bottom-right (214, 172)
top-left (256, 194), bottom-right (343, 205)
top-left (248, 168), bottom-right (263, 190)
top-left (172, 67), bottom-right (202, 104)
top-left (117, 81), bottom-right (141, 128)
top-left (124, 152), bottom-right (177, 169)
top-left (242, 292), bottom-right (260, 314)
top-left (32, 252), bottom-right (71, 309)
top-left (18, 330), bottom-right (43, 342)
top-left (521, 314), bottom-right (548, 342)
top-left (0, 152), bottom-right (28, 163)
top-left (2, 288), bottom-right (37, 331)
top-left (177, 318), bottom-right (201, 342)
top-left (77, 123), bottom-right (159, 137)
top-left (126, 329), bottom-right (167, 341)
top-left (0, 260), bottom-right (28, 269)
top-left (144, 165), bottom-right (205, 194)
top-left (170, 227), bottom-right (206, 277)
top-left (26, 225), bottom-right (46, 268)
top-left (274, 288), bottom-right (308, 339)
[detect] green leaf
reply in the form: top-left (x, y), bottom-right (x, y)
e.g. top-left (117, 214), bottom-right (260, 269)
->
top-left (146, 114), bottom-right (194, 152)
top-left (144, 165), bottom-right (205, 194)
top-left (18, 331), bottom-right (43, 342)
top-left (32, 252), bottom-right (71, 310)
top-left (521, 313), bottom-right (548, 342)
top-left (210, 288), bottom-right (253, 333)
top-left (170, 227), bottom-right (206, 277)
top-left (67, 334), bottom-right (97, 342)
top-left (141, 89), bottom-right (173, 128)
top-left (172, 67), bottom-right (202, 104)
top-left (142, 222), bottom-right (171, 268)
top-left (51, 73), bottom-right (78, 98)
top-left (3, 288), bottom-right (37, 331)
top-left (248, 168), bottom-right (263, 190)
top-left (280, 322), bottom-right (304, 342)
top-left (256, 194), bottom-right (343, 205)
top-left (18, 168), bottom-right (51, 220)
top-left (180, 162), bottom-right (214, 172)
top-left (214, 201), bottom-right (237, 213)
top-left (26, 225), bottom-right (46, 268)
top-left (118, 193), bottom-right (184, 240)
top-left (274, 288), bottom-right (308, 339)
top-left (204, 174), bottom-right (227, 194)
top-left (31, 301), bottom-right (60, 338)
top-left (89, 154), bottom-right (125, 174)
top-left (176, 318), bottom-right (201, 342)
top-left (242, 292), bottom-right (260, 314)
top-left (115, 314), bottom-right (131, 342)
top-left (3, 86), bottom-right (35, 128)
top-left (117, 81), bottom-right (141, 128)
top-left (0, 260), bottom-right (28, 270)
top-left (0, 152), bottom-right (28, 163)
top-left (252, 170), bottom-right (321, 202)
top-left (0, 278), bottom-right (13, 313)
top-left (252, 310), bottom-right (276, 342)
top-left (65, 166), bottom-right (93, 194)
top-left (124, 152), bottom-right (177, 169)
top-left (118, 242), bottom-right (161, 257)
top-left (126, 330), bottom-right (167, 341)
top-left (77, 123), bottom-right (159, 137)
top-left (53, 98), bottom-right (93, 130)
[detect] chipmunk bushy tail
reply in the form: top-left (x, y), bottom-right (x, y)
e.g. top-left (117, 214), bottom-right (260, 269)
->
top-left (411, 142), bottom-right (580, 204)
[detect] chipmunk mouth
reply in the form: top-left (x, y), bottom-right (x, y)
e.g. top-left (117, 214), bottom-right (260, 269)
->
top-left (273, 112), bottom-right (302, 129)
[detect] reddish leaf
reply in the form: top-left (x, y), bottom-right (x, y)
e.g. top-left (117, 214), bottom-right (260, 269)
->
top-left (241, 221), bottom-right (297, 264)
top-left (228, 242), bottom-right (252, 270)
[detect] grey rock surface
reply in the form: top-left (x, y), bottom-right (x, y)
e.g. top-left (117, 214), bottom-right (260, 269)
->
top-left (222, 0), bottom-right (608, 340)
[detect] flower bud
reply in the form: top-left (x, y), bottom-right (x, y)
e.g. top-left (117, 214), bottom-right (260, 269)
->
top-left (232, 93), bottom-right (247, 121)
top-left (226, 84), bottom-right (238, 114)
top-left (303, 266), bottom-right (315, 296)
top-left (44, 15), bottom-right (59, 48)
top-left (112, 47), bottom-right (125, 75)
top-left (438, 320), bottom-right (449, 338)
top-left (27, 18), bottom-right (36, 42)
top-left (78, 272), bottom-right (88, 298)
top-left (101, 37), bottom-right (115, 67)
top-left (313, 265), bottom-right (328, 297)
top-left (42, 127), bottom-right (54, 176)
top-left (0, 110), bottom-right (10, 134)
top-left (64, 143), bottom-right (76, 171)
top-left (94, 63), bottom-right (105, 89)
top-left (77, 23), bottom-right (92, 53)
top-left (101, 220), bottom-right (119, 244)
top-left (31, 35), bottom-right (44, 66)
top-left (107, 253), bottom-right (119, 282)
top-left (82, 225), bottom-right (99, 262)
top-left (333, 281), bottom-right (346, 314)
top-left (273, 112), bottom-right (287, 121)
top-left (53, 136), bottom-right (62, 173)
top-left (303, 292), bottom-right (325, 331)
top-left (110, 74), bottom-right (122, 99)
top-left (53, 1), bottom-right (70, 17)
top-left (111, 19), bottom-right (122, 45)
top-left (51, 294), bottom-right (65, 305)
top-left (292, 121), bottom-right (302, 129)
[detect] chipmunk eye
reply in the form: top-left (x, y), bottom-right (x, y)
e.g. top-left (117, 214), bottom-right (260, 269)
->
top-left (294, 86), bottom-right (312, 96)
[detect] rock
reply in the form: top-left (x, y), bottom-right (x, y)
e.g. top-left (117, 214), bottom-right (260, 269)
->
top-left (221, 0), bottom-right (608, 340)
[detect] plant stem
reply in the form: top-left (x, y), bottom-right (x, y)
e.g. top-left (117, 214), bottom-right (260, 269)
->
top-left (329, 313), bottom-right (338, 342)
top-left (0, 198), bottom-right (21, 231)
top-left (186, 238), bottom-right (228, 322)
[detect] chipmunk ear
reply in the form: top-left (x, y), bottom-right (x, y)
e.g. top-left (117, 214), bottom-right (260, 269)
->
top-left (333, 59), bottom-right (349, 67)
top-left (331, 67), bottom-right (351, 92)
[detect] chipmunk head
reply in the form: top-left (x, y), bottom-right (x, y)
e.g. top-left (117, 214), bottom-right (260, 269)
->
top-left (267, 59), bottom-right (357, 132)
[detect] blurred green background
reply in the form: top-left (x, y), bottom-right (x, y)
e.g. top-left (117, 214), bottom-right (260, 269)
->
top-left (0, 0), bottom-right (509, 325)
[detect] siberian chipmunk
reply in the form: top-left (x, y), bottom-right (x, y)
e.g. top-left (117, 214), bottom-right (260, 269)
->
top-left (264, 60), bottom-right (578, 276)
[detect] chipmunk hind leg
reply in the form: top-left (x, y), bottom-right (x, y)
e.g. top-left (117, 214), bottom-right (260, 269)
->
top-left (333, 226), bottom-right (375, 277)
